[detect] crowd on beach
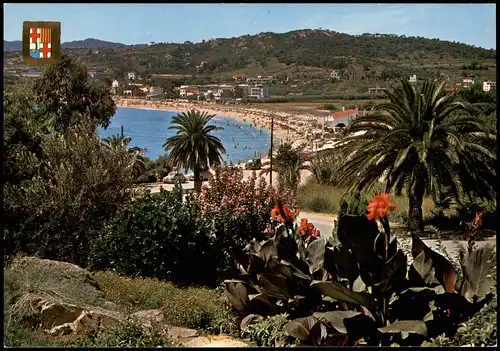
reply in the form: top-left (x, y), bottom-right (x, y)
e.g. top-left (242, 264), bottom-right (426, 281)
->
top-left (116, 98), bottom-right (328, 150)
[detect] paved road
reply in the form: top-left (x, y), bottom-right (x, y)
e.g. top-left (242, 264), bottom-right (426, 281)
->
top-left (297, 212), bottom-right (496, 254)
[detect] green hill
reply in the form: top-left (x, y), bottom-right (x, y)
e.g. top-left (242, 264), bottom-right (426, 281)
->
top-left (4, 29), bottom-right (496, 97)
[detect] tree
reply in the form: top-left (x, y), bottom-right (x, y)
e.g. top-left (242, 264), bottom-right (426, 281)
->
top-left (331, 78), bottom-right (496, 232)
top-left (32, 52), bottom-right (116, 132)
top-left (163, 110), bottom-right (226, 192)
top-left (261, 142), bottom-right (305, 193)
top-left (102, 134), bottom-right (146, 179)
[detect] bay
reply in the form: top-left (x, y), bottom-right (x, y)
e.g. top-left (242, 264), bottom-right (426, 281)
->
top-left (98, 107), bottom-right (272, 163)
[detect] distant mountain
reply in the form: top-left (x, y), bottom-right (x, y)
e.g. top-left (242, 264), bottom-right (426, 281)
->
top-left (3, 38), bottom-right (126, 52)
top-left (62, 38), bottom-right (126, 49)
top-left (4, 40), bottom-right (23, 52)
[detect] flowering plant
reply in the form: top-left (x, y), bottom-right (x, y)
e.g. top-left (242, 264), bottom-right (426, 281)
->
top-left (298, 218), bottom-right (321, 242)
top-left (366, 193), bottom-right (396, 260)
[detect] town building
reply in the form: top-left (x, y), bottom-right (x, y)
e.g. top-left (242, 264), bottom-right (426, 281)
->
top-left (324, 108), bottom-right (359, 128)
top-left (127, 72), bottom-right (136, 80)
top-left (233, 74), bottom-right (247, 82)
top-left (409, 74), bottom-right (417, 82)
top-left (462, 75), bottom-right (475, 86)
top-left (483, 80), bottom-right (497, 92)
top-left (87, 69), bottom-right (97, 78)
top-left (444, 82), bottom-right (462, 93)
top-left (330, 70), bottom-right (340, 80)
top-left (148, 86), bottom-right (164, 96)
top-left (249, 84), bottom-right (269, 99)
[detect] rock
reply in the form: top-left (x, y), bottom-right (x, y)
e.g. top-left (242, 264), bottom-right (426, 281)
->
top-left (167, 326), bottom-right (200, 339)
top-left (131, 309), bottom-right (165, 324)
top-left (39, 300), bottom-right (85, 329)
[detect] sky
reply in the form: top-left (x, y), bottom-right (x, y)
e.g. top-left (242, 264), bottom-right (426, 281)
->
top-left (3, 3), bottom-right (497, 49)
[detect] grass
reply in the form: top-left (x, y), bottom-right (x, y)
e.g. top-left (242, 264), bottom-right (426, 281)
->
top-left (4, 261), bottom-right (238, 348)
top-left (297, 181), bottom-right (436, 222)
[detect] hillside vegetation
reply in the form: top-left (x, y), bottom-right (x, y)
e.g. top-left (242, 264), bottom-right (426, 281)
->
top-left (4, 29), bottom-right (497, 97)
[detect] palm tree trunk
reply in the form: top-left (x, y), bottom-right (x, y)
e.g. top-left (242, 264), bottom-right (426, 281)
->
top-left (194, 168), bottom-right (202, 193)
top-left (407, 190), bottom-right (425, 233)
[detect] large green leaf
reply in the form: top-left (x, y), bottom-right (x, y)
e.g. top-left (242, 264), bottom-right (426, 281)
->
top-left (225, 281), bottom-right (248, 314)
top-left (411, 235), bottom-right (457, 292)
top-left (311, 280), bottom-right (377, 314)
top-left (378, 320), bottom-right (428, 339)
top-left (460, 245), bottom-right (496, 303)
top-left (375, 249), bottom-right (408, 295)
top-left (258, 273), bottom-right (291, 300)
top-left (240, 314), bottom-right (263, 329)
top-left (258, 238), bottom-right (278, 262)
top-left (280, 260), bottom-right (311, 281)
top-left (285, 316), bottom-right (320, 341)
top-left (408, 250), bottom-right (439, 286)
top-left (313, 311), bottom-right (361, 334)
top-left (307, 237), bottom-right (326, 274)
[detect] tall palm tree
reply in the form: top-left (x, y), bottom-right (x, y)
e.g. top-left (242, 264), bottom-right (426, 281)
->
top-left (102, 134), bottom-right (146, 178)
top-left (261, 141), bottom-right (306, 193)
top-left (163, 110), bottom-right (226, 192)
top-left (331, 78), bottom-right (496, 232)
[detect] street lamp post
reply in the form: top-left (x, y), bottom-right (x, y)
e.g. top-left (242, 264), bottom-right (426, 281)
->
top-left (270, 115), bottom-right (274, 187)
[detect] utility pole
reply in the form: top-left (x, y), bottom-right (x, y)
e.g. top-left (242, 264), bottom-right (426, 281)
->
top-left (120, 125), bottom-right (124, 138)
top-left (269, 115), bottom-right (274, 187)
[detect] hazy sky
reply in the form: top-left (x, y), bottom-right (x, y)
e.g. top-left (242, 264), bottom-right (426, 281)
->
top-left (4, 3), bottom-right (497, 49)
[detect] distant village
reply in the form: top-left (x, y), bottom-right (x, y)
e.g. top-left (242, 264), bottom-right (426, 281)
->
top-left (6, 67), bottom-right (497, 101)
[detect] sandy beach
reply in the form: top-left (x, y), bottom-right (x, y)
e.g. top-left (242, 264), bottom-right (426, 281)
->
top-left (115, 98), bottom-right (325, 149)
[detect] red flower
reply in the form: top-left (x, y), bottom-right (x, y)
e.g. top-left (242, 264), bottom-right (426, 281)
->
top-left (271, 204), bottom-right (297, 224)
top-left (366, 193), bottom-right (396, 221)
top-left (298, 218), bottom-right (321, 242)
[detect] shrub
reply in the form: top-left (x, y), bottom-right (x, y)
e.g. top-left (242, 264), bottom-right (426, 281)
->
top-left (241, 313), bottom-right (296, 347)
top-left (197, 165), bottom-right (297, 276)
top-left (4, 123), bottom-right (136, 267)
top-left (90, 184), bottom-right (217, 287)
top-left (74, 318), bottom-right (173, 348)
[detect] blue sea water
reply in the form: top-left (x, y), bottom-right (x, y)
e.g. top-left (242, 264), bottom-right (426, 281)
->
top-left (98, 107), bottom-right (271, 163)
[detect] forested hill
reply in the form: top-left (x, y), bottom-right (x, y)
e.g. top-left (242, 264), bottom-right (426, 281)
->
top-left (59, 29), bottom-right (496, 75)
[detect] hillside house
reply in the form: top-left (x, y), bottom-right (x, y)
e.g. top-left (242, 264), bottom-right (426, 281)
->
top-left (148, 86), bottom-right (164, 96)
top-left (123, 90), bottom-right (133, 96)
top-left (127, 72), bottom-right (136, 80)
top-left (330, 70), bottom-right (340, 80)
top-left (111, 79), bottom-right (127, 95)
top-left (409, 74), bottom-right (417, 82)
top-left (368, 86), bottom-right (385, 95)
top-left (88, 69), bottom-right (97, 78)
top-left (214, 85), bottom-right (234, 102)
top-left (483, 81), bottom-right (496, 92)
top-left (444, 82), bottom-right (462, 93)
top-left (324, 108), bottom-right (359, 128)
top-left (463, 75), bottom-right (475, 85)
top-left (249, 84), bottom-right (269, 99)
top-left (180, 86), bottom-right (202, 97)
top-left (233, 74), bottom-right (247, 82)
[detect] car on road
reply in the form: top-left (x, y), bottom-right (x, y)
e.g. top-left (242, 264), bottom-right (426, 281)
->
top-left (245, 158), bottom-right (262, 170)
top-left (163, 171), bottom-right (186, 184)
top-left (187, 170), bottom-right (213, 181)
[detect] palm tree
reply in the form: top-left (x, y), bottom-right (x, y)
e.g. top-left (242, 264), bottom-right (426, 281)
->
top-left (163, 110), bottom-right (226, 192)
top-left (331, 78), bottom-right (496, 232)
top-left (261, 141), bottom-right (306, 193)
top-left (102, 134), bottom-right (146, 178)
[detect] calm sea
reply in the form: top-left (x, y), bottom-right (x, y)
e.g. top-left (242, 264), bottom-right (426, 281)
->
top-left (98, 107), bottom-right (272, 163)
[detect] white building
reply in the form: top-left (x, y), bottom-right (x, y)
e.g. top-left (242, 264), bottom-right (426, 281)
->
top-left (483, 81), bottom-right (497, 92)
top-left (88, 69), bottom-right (97, 78)
top-left (409, 74), bottom-right (417, 82)
top-left (249, 84), bottom-right (269, 99)
top-left (148, 86), bottom-right (164, 96)
top-left (111, 79), bottom-right (120, 88)
top-left (127, 72), bottom-right (136, 80)
top-left (330, 70), bottom-right (340, 79)
top-left (463, 76), bottom-right (474, 85)
top-left (324, 108), bottom-right (359, 128)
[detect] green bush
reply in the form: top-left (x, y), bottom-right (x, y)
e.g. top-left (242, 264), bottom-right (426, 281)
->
top-left (90, 185), bottom-right (218, 287)
top-left (241, 314), bottom-right (296, 347)
top-left (74, 318), bottom-right (172, 348)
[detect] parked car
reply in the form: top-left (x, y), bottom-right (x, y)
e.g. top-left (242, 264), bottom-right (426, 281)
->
top-left (245, 158), bottom-right (262, 170)
top-left (187, 170), bottom-right (213, 181)
top-left (163, 171), bottom-right (186, 184)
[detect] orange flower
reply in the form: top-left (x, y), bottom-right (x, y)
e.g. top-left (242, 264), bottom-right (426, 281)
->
top-left (271, 204), bottom-right (297, 224)
top-left (366, 193), bottom-right (396, 221)
top-left (298, 218), bottom-right (321, 241)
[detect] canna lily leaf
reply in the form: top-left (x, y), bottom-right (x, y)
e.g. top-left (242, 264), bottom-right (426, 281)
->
top-left (313, 311), bottom-right (361, 334)
top-left (460, 245), bottom-right (496, 303)
top-left (378, 320), bottom-right (428, 339)
top-left (306, 237), bottom-right (326, 274)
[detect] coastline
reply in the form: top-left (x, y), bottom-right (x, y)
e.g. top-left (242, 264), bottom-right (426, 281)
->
top-left (115, 98), bottom-right (313, 145)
